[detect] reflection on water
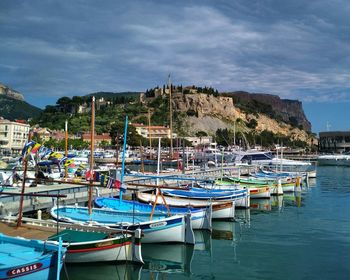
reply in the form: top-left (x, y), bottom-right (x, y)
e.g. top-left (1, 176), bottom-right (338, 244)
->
top-left (194, 230), bottom-right (212, 254)
top-left (141, 243), bottom-right (194, 276)
top-left (60, 176), bottom-right (322, 280)
top-left (212, 221), bottom-right (235, 240)
top-left (61, 263), bottom-right (142, 280)
top-left (250, 194), bottom-right (302, 213)
top-left (250, 199), bottom-right (272, 211)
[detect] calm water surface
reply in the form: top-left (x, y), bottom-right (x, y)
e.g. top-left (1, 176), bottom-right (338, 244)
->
top-left (61, 166), bottom-right (350, 280)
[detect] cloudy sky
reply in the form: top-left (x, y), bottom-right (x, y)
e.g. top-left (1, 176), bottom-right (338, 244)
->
top-left (1, 0), bottom-right (350, 133)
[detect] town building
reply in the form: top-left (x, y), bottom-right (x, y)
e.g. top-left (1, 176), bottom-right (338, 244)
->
top-left (0, 118), bottom-right (30, 154)
top-left (76, 97), bottom-right (111, 114)
top-left (32, 127), bottom-right (52, 142)
top-left (81, 133), bottom-right (112, 146)
top-left (184, 136), bottom-right (213, 147)
top-left (319, 131), bottom-right (350, 153)
top-left (131, 123), bottom-right (176, 139)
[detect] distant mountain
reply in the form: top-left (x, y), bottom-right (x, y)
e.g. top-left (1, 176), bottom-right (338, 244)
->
top-left (0, 94), bottom-right (42, 121)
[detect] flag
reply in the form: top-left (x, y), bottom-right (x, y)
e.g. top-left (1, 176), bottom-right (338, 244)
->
top-left (31, 143), bottom-right (41, 154)
top-left (94, 171), bottom-right (100, 182)
top-left (114, 179), bottom-right (121, 189)
top-left (64, 159), bottom-right (74, 167)
top-left (100, 174), bottom-right (107, 187)
top-left (21, 141), bottom-right (35, 156)
top-left (85, 170), bottom-right (94, 181)
top-left (38, 146), bottom-right (47, 159)
top-left (21, 141), bottom-right (35, 160)
top-left (42, 148), bottom-right (52, 159)
top-left (49, 152), bottom-right (64, 160)
top-left (120, 183), bottom-right (127, 192)
top-left (106, 178), bottom-right (114, 189)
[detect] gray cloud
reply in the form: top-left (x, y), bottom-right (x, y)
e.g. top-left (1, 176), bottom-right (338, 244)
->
top-left (1, 0), bottom-right (350, 107)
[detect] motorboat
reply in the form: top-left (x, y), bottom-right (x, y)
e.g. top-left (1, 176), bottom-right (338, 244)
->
top-left (317, 153), bottom-right (350, 166)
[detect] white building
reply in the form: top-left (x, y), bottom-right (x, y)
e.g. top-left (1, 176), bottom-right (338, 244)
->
top-left (131, 123), bottom-right (175, 139)
top-left (0, 118), bottom-right (30, 154)
top-left (185, 136), bottom-right (213, 147)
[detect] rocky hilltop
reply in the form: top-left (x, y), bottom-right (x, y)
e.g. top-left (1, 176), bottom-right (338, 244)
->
top-left (0, 82), bottom-right (41, 121)
top-left (226, 91), bottom-right (311, 132)
top-left (170, 90), bottom-right (313, 144)
top-left (0, 83), bottom-right (24, 101)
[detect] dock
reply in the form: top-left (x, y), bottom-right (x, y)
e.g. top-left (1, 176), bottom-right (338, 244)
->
top-left (0, 165), bottom-right (252, 215)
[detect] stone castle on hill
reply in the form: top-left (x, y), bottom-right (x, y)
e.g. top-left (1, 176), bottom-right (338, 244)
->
top-left (0, 83), bottom-right (24, 101)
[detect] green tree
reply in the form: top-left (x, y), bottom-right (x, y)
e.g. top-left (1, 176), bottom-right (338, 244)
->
top-left (56, 96), bottom-right (72, 113)
top-left (246, 119), bottom-right (258, 129)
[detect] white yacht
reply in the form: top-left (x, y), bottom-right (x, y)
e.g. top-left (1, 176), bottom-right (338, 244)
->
top-left (317, 153), bottom-right (350, 166)
top-left (233, 150), bottom-right (311, 167)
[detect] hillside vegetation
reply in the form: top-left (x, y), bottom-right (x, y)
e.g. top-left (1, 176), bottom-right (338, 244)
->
top-left (30, 86), bottom-right (316, 149)
top-left (0, 95), bottom-right (42, 121)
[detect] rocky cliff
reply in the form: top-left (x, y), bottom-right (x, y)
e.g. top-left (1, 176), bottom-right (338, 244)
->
top-left (0, 83), bottom-right (25, 101)
top-left (171, 91), bottom-right (314, 144)
top-left (226, 91), bottom-right (311, 132)
top-left (0, 83), bottom-right (41, 121)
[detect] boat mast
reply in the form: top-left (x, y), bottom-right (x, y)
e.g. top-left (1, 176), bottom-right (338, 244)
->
top-left (16, 131), bottom-right (32, 227)
top-left (119, 116), bottom-right (128, 202)
top-left (64, 119), bottom-right (68, 180)
top-left (233, 120), bottom-right (236, 148)
top-left (280, 142), bottom-right (283, 173)
top-left (88, 96), bottom-right (95, 215)
top-left (168, 75), bottom-right (173, 159)
top-left (115, 131), bottom-right (119, 168)
top-left (148, 109), bottom-right (152, 159)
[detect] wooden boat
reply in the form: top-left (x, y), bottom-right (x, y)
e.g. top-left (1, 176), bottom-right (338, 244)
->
top-left (210, 180), bottom-right (271, 199)
top-left (49, 228), bottom-right (143, 264)
top-left (223, 176), bottom-right (296, 194)
top-left (221, 176), bottom-right (272, 185)
top-left (94, 197), bottom-right (211, 230)
top-left (51, 206), bottom-right (194, 244)
top-left (137, 192), bottom-right (236, 219)
top-left (162, 187), bottom-right (250, 208)
top-left (246, 186), bottom-right (271, 198)
top-left (0, 216), bottom-right (143, 264)
top-left (0, 233), bottom-right (65, 280)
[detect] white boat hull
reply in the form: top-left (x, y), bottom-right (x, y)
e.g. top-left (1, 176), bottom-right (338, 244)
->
top-left (212, 201), bottom-right (235, 220)
top-left (142, 216), bottom-right (186, 243)
top-left (51, 206), bottom-right (195, 244)
top-left (189, 208), bottom-right (211, 230)
top-left (248, 187), bottom-right (271, 199)
top-left (66, 241), bottom-right (138, 263)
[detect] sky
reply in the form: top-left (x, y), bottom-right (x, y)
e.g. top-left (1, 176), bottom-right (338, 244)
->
top-left (1, 0), bottom-right (350, 134)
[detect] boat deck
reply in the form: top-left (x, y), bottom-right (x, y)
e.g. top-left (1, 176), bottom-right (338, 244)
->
top-left (0, 222), bottom-right (53, 240)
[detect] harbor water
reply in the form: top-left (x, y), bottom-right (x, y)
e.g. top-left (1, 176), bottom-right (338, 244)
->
top-left (61, 166), bottom-right (350, 280)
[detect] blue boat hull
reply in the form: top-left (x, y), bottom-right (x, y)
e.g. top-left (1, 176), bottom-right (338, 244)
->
top-left (0, 234), bottom-right (65, 280)
top-left (51, 206), bottom-right (195, 244)
top-left (94, 197), bottom-right (211, 230)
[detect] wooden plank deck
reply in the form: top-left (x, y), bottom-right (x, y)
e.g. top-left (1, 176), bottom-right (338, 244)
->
top-left (0, 221), bottom-right (53, 240)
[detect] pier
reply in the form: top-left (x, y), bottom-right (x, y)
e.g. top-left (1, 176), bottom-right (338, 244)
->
top-left (0, 165), bottom-right (254, 215)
